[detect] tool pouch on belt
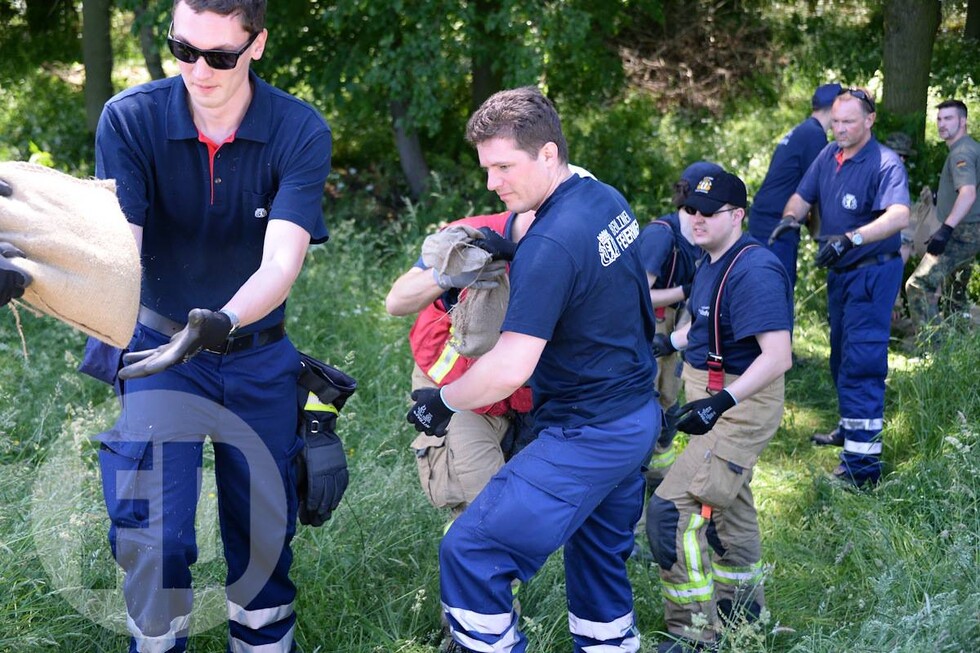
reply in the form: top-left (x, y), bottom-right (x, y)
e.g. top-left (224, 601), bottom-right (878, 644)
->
top-left (295, 352), bottom-right (357, 527)
top-left (688, 438), bottom-right (758, 509)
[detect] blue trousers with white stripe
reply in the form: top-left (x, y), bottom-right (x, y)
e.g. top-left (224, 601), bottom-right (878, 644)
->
top-left (827, 256), bottom-right (902, 482)
top-left (98, 325), bottom-right (303, 653)
top-left (439, 400), bottom-right (659, 652)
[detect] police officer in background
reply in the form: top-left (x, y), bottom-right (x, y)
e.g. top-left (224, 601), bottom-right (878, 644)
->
top-left (778, 87), bottom-right (910, 487)
top-left (648, 169), bottom-right (792, 653)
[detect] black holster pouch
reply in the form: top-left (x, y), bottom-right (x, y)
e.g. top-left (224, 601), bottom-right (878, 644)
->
top-left (295, 352), bottom-right (357, 527)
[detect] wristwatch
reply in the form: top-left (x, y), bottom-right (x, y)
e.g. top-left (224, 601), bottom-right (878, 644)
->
top-left (848, 231), bottom-right (864, 246)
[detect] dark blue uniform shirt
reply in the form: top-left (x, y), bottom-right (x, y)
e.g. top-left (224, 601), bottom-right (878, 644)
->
top-left (639, 212), bottom-right (703, 303)
top-left (503, 173), bottom-right (656, 429)
top-left (685, 235), bottom-right (793, 375)
top-left (96, 72), bottom-right (331, 332)
top-left (796, 137), bottom-right (909, 269)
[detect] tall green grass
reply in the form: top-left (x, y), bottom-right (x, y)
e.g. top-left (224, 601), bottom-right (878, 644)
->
top-left (2, 193), bottom-right (978, 651)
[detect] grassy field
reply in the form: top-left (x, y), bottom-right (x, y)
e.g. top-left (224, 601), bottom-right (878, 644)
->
top-left (1, 204), bottom-right (977, 652)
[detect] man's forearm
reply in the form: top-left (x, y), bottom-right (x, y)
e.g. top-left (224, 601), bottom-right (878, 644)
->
top-left (942, 185), bottom-right (977, 230)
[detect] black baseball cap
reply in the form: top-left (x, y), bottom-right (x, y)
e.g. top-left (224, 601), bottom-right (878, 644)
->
top-left (684, 170), bottom-right (747, 214)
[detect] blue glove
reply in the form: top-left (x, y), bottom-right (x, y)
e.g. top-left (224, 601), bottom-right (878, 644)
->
top-left (407, 387), bottom-right (456, 436)
top-left (676, 389), bottom-right (737, 435)
top-left (119, 308), bottom-right (233, 379)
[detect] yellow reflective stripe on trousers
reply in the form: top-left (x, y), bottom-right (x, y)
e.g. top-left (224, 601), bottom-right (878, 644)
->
top-left (712, 560), bottom-right (763, 585)
top-left (427, 327), bottom-right (461, 383)
top-left (650, 446), bottom-right (676, 469)
top-left (304, 391), bottom-right (339, 414)
top-left (661, 513), bottom-right (713, 604)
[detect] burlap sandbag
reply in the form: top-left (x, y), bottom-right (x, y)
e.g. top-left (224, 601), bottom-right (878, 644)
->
top-left (0, 161), bottom-right (140, 347)
top-left (906, 185), bottom-right (941, 258)
top-left (421, 225), bottom-right (509, 357)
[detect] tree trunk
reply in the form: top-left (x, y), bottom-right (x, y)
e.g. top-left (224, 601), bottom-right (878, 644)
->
top-left (135, 2), bottom-right (165, 80)
top-left (469, 0), bottom-right (503, 113)
top-left (82, 0), bottom-right (114, 133)
top-left (966, 0), bottom-right (980, 41)
top-left (882, 0), bottom-right (940, 142)
top-left (390, 100), bottom-right (430, 201)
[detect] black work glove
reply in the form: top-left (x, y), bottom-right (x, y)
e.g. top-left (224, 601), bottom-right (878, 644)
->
top-left (814, 234), bottom-right (854, 268)
top-left (768, 216), bottom-right (801, 245)
top-left (0, 242), bottom-right (32, 306)
top-left (474, 226), bottom-right (518, 261)
top-left (296, 429), bottom-right (349, 526)
top-left (407, 387), bottom-right (456, 436)
top-left (926, 224), bottom-right (953, 256)
top-left (676, 389), bottom-right (737, 435)
top-left (118, 308), bottom-right (233, 379)
top-left (651, 333), bottom-right (678, 358)
top-left (432, 259), bottom-right (507, 290)
top-left (0, 178), bottom-right (11, 197)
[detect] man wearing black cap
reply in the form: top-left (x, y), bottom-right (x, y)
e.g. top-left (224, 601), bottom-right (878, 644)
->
top-left (751, 82), bottom-right (841, 292)
top-left (647, 170), bottom-right (793, 652)
top-left (638, 160), bottom-right (722, 490)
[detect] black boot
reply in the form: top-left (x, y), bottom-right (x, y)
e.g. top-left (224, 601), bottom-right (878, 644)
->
top-left (810, 427), bottom-right (843, 446)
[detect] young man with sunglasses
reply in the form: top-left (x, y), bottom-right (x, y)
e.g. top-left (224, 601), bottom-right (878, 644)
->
top-left (637, 161), bottom-right (720, 497)
top-left (780, 87), bottom-right (910, 488)
top-left (647, 169), bottom-right (793, 653)
top-left (88, 1), bottom-right (331, 651)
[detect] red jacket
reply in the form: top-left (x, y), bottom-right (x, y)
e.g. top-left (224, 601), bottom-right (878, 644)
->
top-left (408, 212), bottom-right (533, 416)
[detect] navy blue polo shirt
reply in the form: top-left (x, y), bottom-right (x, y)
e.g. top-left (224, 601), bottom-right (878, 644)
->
top-left (639, 212), bottom-right (703, 296)
top-left (750, 116), bottom-right (829, 230)
top-left (503, 173), bottom-right (656, 429)
top-left (796, 137), bottom-right (909, 269)
top-left (685, 235), bottom-right (793, 375)
top-left (96, 71), bottom-right (331, 332)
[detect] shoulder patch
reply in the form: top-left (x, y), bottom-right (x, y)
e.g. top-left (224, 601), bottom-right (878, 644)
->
top-left (955, 159), bottom-right (967, 168)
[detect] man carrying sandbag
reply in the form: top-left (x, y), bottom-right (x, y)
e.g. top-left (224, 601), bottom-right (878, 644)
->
top-left (86, 2), bottom-right (332, 651)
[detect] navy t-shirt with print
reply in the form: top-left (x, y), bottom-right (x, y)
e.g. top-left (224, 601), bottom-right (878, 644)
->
top-left (639, 212), bottom-right (703, 293)
top-left (684, 235), bottom-right (793, 375)
top-left (503, 173), bottom-right (656, 429)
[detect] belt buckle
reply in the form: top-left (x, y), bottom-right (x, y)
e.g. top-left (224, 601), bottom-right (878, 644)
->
top-left (204, 338), bottom-right (234, 355)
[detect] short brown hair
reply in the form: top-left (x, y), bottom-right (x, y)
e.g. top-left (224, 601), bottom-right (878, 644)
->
top-left (174, 0), bottom-right (265, 34)
top-left (465, 86), bottom-right (569, 163)
top-left (937, 99), bottom-right (968, 119)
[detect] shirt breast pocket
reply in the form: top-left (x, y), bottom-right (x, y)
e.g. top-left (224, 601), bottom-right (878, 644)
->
top-left (243, 191), bottom-right (272, 222)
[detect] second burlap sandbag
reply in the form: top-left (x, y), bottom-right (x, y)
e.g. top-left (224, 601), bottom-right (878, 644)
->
top-left (421, 225), bottom-right (509, 357)
top-left (0, 161), bottom-right (140, 347)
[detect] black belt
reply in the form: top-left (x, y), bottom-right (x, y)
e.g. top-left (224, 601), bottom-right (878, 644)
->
top-left (838, 250), bottom-right (901, 273)
top-left (137, 306), bottom-right (286, 355)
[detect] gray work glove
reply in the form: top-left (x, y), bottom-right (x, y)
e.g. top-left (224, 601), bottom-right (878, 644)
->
top-left (768, 217), bottom-right (801, 245)
top-left (1, 242), bottom-right (32, 307)
top-left (118, 308), bottom-right (233, 379)
top-left (432, 259), bottom-right (507, 290)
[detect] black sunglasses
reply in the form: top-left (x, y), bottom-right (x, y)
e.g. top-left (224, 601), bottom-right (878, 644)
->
top-left (167, 22), bottom-right (259, 70)
top-left (682, 206), bottom-right (736, 218)
top-left (839, 88), bottom-right (876, 114)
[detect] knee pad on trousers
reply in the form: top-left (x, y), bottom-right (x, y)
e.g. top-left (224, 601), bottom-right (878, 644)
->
top-left (646, 495), bottom-right (679, 570)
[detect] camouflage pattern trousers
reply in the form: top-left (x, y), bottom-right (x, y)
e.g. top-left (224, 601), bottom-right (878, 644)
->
top-left (905, 221), bottom-right (980, 327)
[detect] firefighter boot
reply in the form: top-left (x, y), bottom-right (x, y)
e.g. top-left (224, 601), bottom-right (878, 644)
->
top-left (810, 427), bottom-right (843, 447)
